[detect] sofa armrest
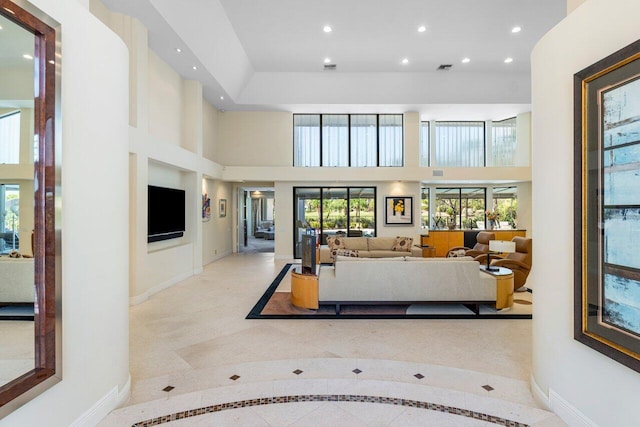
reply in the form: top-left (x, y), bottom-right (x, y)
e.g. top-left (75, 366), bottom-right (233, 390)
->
top-left (410, 246), bottom-right (423, 257)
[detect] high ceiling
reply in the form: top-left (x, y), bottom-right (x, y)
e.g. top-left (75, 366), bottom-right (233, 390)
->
top-left (99, 0), bottom-right (566, 119)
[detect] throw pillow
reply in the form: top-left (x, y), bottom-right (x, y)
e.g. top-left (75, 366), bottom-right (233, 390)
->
top-left (326, 235), bottom-right (346, 250)
top-left (447, 249), bottom-right (467, 257)
top-left (335, 249), bottom-right (359, 258)
top-left (391, 236), bottom-right (413, 252)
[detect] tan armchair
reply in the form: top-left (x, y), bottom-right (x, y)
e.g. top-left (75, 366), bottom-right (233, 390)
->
top-left (476, 236), bottom-right (532, 291)
top-left (446, 231), bottom-right (495, 258)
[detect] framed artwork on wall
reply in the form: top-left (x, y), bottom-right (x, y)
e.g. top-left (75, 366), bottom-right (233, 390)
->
top-left (202, 193), bottom-right (211, 222)
top-left (574, 38), bottom-right (640, 373)
top-left (219, 198), bottom-right (227, 218)
top-left (385, 196), bottom-right (413, 226)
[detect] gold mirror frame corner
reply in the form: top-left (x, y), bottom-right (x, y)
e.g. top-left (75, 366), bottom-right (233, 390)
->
top-left (0, 0), bottom-right (61, 419)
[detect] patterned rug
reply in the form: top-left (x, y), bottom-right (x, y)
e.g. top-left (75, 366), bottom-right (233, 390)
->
top-left (247, 264), bottom-right (532, 320)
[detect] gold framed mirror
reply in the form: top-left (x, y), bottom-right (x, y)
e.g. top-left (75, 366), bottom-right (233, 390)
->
top-left (0, 0), bottom-right (59, 416)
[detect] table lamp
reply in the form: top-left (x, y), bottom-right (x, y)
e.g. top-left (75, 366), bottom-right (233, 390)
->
top-left (486, 240), bottom-right (516, 272)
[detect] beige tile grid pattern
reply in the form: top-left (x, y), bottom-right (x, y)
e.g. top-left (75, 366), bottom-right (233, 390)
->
top-left (99, 253), bottom-right (565, 426)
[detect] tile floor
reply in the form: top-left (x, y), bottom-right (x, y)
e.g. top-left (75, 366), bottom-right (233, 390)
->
top-left (99, 253), bottom-right (566, 426)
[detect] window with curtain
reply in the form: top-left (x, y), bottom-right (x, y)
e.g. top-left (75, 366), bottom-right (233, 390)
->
top-left (350, 114), bottom-right (377, 167)
top-left (492, 117), bottom-right (517, 166)
top-left (379, 114), bottom-right (403, 166)
top-left (294, 114), bottom-right (404, 167)
top-left (0, 111), bottom-right (21, 164)
top-left (322, 114), bottom-right (349, 166)
top-left (434, 121), bottom-right (485, 167)
top-left (293, 114), bottom-right (320, 166)
top-left (420, 121), bottom-right (429, 166)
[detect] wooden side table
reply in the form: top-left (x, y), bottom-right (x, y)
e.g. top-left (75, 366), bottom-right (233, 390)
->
top-left (291, 267), bottom-right (319, 309)
top-left (421, 245), bottom-right (436, 258)
top-left (480, 266), bottom-right (514, 309)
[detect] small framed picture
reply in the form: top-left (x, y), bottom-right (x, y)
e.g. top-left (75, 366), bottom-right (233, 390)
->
top-left (385, 196), bottom-right (413, 226)
top-left (219, 198), bottom-right (227, 218)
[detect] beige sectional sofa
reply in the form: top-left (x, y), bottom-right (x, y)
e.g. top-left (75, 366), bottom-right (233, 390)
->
top-left (318, 255), bottom-right (508, 311)
top-left (319, 236), bottom-right (422, 263)
top-left (0, 257), bottom-right (34, 303)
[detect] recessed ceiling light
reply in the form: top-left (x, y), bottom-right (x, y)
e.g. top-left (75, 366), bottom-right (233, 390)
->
top-left (176, 48), bottom-right (182, 53)
top-left (0, 25), bottom-right (3, 30)
top-left (220, 96), bottom-right (224, 100)
top-left (417, 25), bottom-right (426, 33)
top-left (402, 58), bottom-right (409, 65)
top-left (511, 26), bottom-right (522, 33)
top-left (323, 25), bottom-right (332, 33)
top-left (23, 54), bottom-right (33, 60)
top-left (504, 57), bottom-right (513, 63)
top-left (324, 57), bottom-right (331, 64)
top-left (192, 65), bottom-right (197, 70)
top-left (462, 57), bottom-right (470, 64)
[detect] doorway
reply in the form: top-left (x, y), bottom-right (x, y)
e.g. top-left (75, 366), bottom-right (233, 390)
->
top-left (238, 187), bottom-right (275, 253)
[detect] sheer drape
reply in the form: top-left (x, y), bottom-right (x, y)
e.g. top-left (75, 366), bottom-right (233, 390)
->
top-left (0, 112), bottom-right (21, 164)
top-left (293, 115), bottom-right (320, 166)
top-left (434, 121), bottom-right (484, 167)
top-left (350, 115), bottom-right (377, 167)
top-left (322, 115), bottom-right (348, 166)
top-left (492, 118), bottom-right (517, 166)
top-left (379, 115), bottom-right (403, 166)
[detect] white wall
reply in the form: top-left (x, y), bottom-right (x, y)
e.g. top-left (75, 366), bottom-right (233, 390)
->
top-left (531, 1), bottom-right (640, 425)
top-left (148, 50), bottom-right (183, 146)
top-left (218, 111), bottom-right (292, 166)
top-left (202, 100), bottom-right (219, 162)
top-left (0, 0), bottom-right (131, 425)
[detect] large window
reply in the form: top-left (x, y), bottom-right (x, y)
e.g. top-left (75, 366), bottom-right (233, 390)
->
top-left (492, 117), bottom-right (517, 166)
top-left (433, 187), bottom-right (486, 230)
top-left (434, 121), bottom-right (485, 167)
top-left (0, 111), bottom-right (21, 164)
top-left (293, 187), bottom-right (376, 258)
top-left (294, 114), bottom-right (403, 167)
top-left (293, 115), bottom-right (320, 166)
top-left (420, 187), bottom-right (429, 228)
top-left (322, 115), bottom-right (348, 166)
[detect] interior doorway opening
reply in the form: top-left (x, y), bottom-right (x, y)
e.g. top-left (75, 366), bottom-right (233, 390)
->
top-left (238, 186), bottom-right (275, 253)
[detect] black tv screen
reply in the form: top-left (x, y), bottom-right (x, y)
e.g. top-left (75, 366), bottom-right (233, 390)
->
top-left (148, 185), bottom-right (186, 242)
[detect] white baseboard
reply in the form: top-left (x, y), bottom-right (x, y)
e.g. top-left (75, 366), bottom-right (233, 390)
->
top-left (531, 374), bottom-right (597, 427)
top-left (193, 266), bottom-right (203, 275)
top-left (129, 271), bottom-right (193, 306)
top-left (549, 388), bottom-right (597, 427)
top-left (70, 374), bottom-right (131, 427)
top-left (529, 373), bottom-right (550, 410)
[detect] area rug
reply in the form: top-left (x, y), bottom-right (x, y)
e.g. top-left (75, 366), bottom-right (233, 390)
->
top-left (246, 264), bottom-right (532, 320)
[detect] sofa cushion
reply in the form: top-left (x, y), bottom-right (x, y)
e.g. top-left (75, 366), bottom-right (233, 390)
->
top-left (367, 250), bottom-right (408, 258)
top-left (335, 255), bottom-right (404, 262)
top-left (343, 237), bottom-right (368, 250)
top-left (326, 236), bottom-right (346, 250)
top-left (367, 237), bottom-right (396, 251)
top-left (392, 236), bottom-right (413, 252)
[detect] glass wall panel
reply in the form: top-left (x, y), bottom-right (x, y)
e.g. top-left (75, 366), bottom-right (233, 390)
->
top-left (420, 121), bottom-right (429, 167)
top-left (322, 114), bottom-right (349, 166)
top-left (322, 187), bottom-right (348, 236)
top-left (461, 188), bottom-right (486, 229)
top-left (492, 186), bottom-right (518, 229)
top-left (293, 114), bottom-right (320, 166)
top-left (0, 112), bottom-right (20, 164)
top-left (434, 188), bottom-right (461, 230)
top-left (420, 188), bottom-right (429, 228)
top-left (349, 188), bottom-right (376, 236)
top-left (492, 117), bottom-right (517, 166)
top-left (434, 121), bottom-right (484, 167)
top-left (293, 188), bottom-right (321, 258)
top-left (350, 115), bottom-right (377, 167)
top-left (379, 115), bottom-right (403, 166)
top-left (0, 184), bottom-right (20, 253)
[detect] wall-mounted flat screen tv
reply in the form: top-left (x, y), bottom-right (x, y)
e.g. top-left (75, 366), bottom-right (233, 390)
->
top-left (148, 185), bottom-right (186, 243)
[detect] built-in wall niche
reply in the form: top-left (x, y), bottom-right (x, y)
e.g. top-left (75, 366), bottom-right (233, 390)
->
top-left (146, 160), bottom-right (195, 250)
